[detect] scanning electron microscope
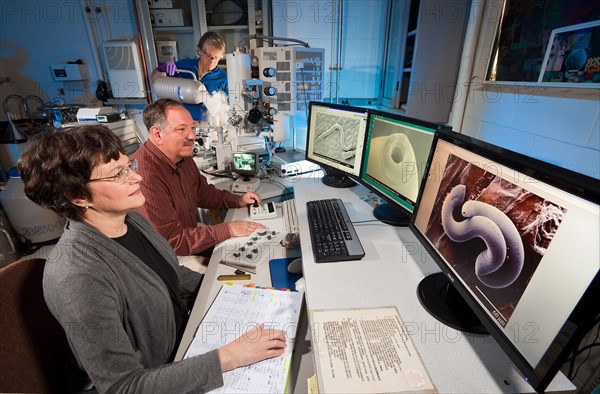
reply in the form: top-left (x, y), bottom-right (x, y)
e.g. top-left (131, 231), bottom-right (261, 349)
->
top-left (154, 38), bottom-right (325, 177)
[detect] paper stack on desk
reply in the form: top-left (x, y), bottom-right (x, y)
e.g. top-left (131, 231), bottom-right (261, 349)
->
top-left (183, 284), bottom-right (303, 393)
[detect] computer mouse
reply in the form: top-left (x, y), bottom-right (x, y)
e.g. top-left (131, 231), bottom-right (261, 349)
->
top-left (287, 258), bottom-right (303, 274)
top-left (294, 277), bottom-right (306, 292)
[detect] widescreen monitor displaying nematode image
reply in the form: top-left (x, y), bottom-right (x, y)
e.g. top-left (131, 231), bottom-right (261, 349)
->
top-left (411, 129), bottom-right (599, 392)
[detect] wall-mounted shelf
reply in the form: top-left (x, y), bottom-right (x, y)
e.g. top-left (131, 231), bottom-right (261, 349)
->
top-left (153, 26), bottom-right (194, 33)
top-left (209, 25), bottom-right (250, 30)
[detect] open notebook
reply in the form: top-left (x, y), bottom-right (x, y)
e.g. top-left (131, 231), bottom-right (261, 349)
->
top-left (183, 284), bottom-right (303, 393)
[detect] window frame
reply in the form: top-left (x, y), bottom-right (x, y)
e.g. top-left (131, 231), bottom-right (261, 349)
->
top-left (481, 0), bottom-right (600, 90)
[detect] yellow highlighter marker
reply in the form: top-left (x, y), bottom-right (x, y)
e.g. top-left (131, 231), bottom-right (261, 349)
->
top-left (217, 274), bottom-right (251, 281)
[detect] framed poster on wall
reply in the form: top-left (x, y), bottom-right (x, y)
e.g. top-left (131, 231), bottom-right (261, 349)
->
top-left (539, 20), bottom-right (600, 87)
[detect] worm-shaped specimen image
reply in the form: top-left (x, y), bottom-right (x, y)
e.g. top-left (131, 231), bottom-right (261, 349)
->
top-left (315, 123), bottom-right (356, 159)
top-left (424, 154), bottom-right (566, 324)
top-left (441, 184), bottom-right (525, 289)
top-left (367, 133), bottom-right (420, 202)
top-left (313, 115), bottom-right (362, 165)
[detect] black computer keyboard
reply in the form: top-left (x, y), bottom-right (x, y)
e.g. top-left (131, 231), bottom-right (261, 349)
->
top-left (306, 199), bottom-right (365, 263)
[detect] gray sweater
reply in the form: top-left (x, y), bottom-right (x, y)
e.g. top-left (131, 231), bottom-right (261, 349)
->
top-left (43, 212), bottom-right (224, 393)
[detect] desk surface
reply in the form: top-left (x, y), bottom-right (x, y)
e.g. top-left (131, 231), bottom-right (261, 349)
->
top-left (177, 178), bottom-right (575, 393)
top-left (294, 179), bottom-right (574, 393)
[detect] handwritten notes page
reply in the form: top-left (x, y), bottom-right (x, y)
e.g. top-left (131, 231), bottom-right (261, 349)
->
top-left (312, 307), bottom-right (435, 393)
top-left (184, 285), bottom-right (303, 393)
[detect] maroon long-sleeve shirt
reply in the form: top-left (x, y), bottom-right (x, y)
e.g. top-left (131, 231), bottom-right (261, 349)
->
top-left (132, 140), bottom-right (240, 255)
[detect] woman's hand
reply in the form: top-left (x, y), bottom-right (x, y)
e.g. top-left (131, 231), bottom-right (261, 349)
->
top-left (218, 324), bottom-right (287, 372)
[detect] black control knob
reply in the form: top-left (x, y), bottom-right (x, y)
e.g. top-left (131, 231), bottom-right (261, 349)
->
top-left (247, 108), bottom-right (263, 124)
top-left (263, 86), bottom-right (277, 96)
top-left (263, 67), bottom-right (275, 77)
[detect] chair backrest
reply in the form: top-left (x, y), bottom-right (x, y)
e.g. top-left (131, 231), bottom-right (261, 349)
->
top-left (0, 258), bottom-right (71, 393)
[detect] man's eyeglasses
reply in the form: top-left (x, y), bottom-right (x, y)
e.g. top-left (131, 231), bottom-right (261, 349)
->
top-left (88, 159), bottom-right (138, 183)
top-left (199, 48), bottom-right (222, 62)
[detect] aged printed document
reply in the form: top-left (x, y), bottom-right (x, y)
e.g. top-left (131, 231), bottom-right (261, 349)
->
top-left (312, 307), bottom-right (435, 393)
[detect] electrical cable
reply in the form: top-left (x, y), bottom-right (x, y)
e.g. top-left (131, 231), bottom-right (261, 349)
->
top-left (264, 178), bottom-right (293, 198)
top-left (79, 0), bottom-right (105, 83)
top-left (237, 34), bottom-right (310, 50)
top-left (200, 169), bottom-right (234, 179)
top-left (567, 317), bottom-right (600, 380)
top-left (351, 219), bottom-right (383, 225)
top-left (570, 343), bottom-right (599, 381)
top-left (270, 155), bottom-right (288, 165)
top-left (87, 0), bottom-right (105, 46)
top-left (208, 0), bottom-right (247, 26)
top-left (567, 343), bottom-right (600, 362)
top-left (95, 0), bottom-right (113, 41)
top-left (89, 0), bottom-right (104, 42)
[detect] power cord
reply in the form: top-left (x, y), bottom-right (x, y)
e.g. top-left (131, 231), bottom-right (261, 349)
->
top-left (567, 316), bottom-right (600, 381)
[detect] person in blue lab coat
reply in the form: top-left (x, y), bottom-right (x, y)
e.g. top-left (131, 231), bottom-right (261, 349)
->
top-left (152, 32), bottom-right (228, 121)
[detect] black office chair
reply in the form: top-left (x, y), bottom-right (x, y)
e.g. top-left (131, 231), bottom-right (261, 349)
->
top-left (0, 258), bottom-right (71, 393)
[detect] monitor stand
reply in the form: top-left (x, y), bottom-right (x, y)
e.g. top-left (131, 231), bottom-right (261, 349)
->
top-left (231, 177), bottom-right (261, 193)
top-left (321, 169), bottom-right (355, 188)
top-left (372, 203), bottom-right (411, 226)
top-left (417, 272), bottom-right (488, 335)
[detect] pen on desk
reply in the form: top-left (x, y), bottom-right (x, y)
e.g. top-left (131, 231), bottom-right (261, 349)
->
top-left (217, 274), bottom-right (251, 281)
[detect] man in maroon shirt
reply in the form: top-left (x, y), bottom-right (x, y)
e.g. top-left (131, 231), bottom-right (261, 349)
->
top-left (132, 99), bottom-right (265, 256)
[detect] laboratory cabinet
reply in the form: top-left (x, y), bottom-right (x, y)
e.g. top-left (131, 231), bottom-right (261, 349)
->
top-left (381, 0), bottom-right (470, 123)
top-left (136, 0), bottom-right (271, 74)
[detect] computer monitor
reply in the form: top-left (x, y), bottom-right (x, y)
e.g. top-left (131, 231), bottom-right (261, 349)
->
top-left (231, 151), bottom-right (257, 181)
top-left (359, 109), bottom-right (443, 226)
top-left (305, 101), bottom-right (369, 188)
top-left (410, 129), bottom-right (599, 392)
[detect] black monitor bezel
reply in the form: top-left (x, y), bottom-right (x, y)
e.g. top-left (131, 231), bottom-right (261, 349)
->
top-left (231, 151), bottom-right (258, 179)
top-left (305, 101), bottom-right (370, 184)
top-left (358, 108), bottom-right (447, 218)
top-left (409, 128), bottom-right (600, 392)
